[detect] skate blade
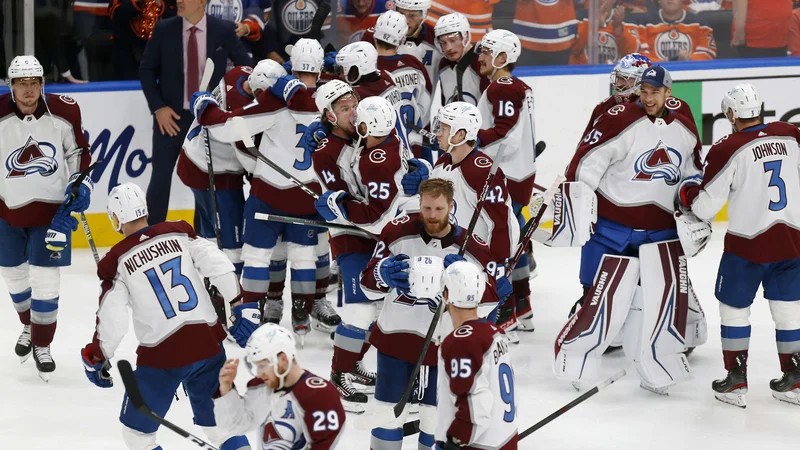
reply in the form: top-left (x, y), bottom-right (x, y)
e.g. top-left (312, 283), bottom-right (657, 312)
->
top-left (714, 392), bottom-right (747, 408)
top-left (517, 318), bottom-right (535, 333)
top-left (640, 382), bottom-right (670, 396)
top-left (19, 352), bottom-right (32, 364)
top-left (503, 331), bottom-right (520, 345)
top-left (572, 381), bottom-right (582, 392)
top-left (312, 321), bottom-right (337, 334)
top-left (352, 383), bottom-right (376, 394)
top-left (772, 389), bottom-right (800, 406)
top-left (342, 400), bottom-right (366, 414)
top-left (38, 371), bottom-right (51, 382)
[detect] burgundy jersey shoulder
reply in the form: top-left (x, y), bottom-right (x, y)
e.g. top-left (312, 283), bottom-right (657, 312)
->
top-left (665, 96), bottom-right (695, 123)
top-left (45, 94), bottom-right (89, 147)
top-left (291, 372), bottom-right (342, 409)
top-left (98, 220), bottom-right (196, 279)
top-left (454, 225), bottom-right (494, 265)
top-left (592, 101), bottom-right (647, 134)
top-left (459, 151), bottom-right (502, 191)
top-left (354, 71), bottom-right (397, 98)
top-left (223, 66), bottom-right (255, 110)
top-left (361, 27), bottom-right (376, 45)
top-left (314, 134), bottom-right (350, 162)
top-left (418, 23), bottom-right (437, 46)
top-left (707, 122), bottom-right (800, 170)
top-left (441, 319), bottom-right (498, 364)
top-left (289, 86), bottom-right (319, 113)
top-left (379, 213), bottom-right (423, 246)
top-left (0, 93), bottom-right (13, 117)
top-left (361, 133), bottom-right (404, 169)
top-left (485, 76), bottom-right (528, 103)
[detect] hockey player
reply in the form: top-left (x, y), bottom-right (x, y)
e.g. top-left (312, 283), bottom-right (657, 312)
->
top-left (214, 323), bottom-right (346, 449)
top-left (80, 182), bottom-right (254, 450)
top-left (436, 260), bottom-right (518, 450)
top-left (393, 0), bottom-right (442, 87)
top-left (313, 95), bottom-right (411, 412)
top-left (554, 66), bottom-right (706, 395)
top-left (680, 84), bottom-right (800, 407)
top-left (1, 55), bottom-right (91, 380)
top-left (359, 178), bottom-right (501, 450)
top-left (475, 30), bottom-right (537, 336)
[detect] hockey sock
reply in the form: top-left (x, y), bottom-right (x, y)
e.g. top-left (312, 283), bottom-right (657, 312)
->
top-left (418, 431), bottom-right (434, 449)
top-left (777, 328), bottom-right (800, 372)
top-left (267, 259), bottom-right (287, 301)
top-left (242, 266), bottom-right (270, 304)
top-left (30, 297), bottom-right (58, 347)
top-left (316, 252), bottom-right (331, 300)
top-left (371, 427), bottom-right (403, 450)
top-left (232, 262), bottom-right (244, 277)
top-left (332, 323), bottom-right (368, 372)
top-left (721, 325), bottom-right (751, 371)
top-left (290, 267), bottom-right (316, 312)
top-left (11, 288), bottom-right (32, 325)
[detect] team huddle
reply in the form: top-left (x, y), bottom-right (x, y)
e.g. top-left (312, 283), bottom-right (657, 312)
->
top-left (3, 1), bottom-right (800, 450)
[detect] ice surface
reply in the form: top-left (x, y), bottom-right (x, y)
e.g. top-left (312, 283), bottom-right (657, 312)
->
top-left (2, 223), bottom-right (797, 449)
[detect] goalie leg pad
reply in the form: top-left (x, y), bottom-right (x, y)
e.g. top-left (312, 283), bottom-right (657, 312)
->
top-left (623, 240), bottom-right (692, 389)
top-left (553, 255), bottom-right (639, 382)
top-left (545, 181), bottom-right (597, 248)
top-left (685, 278), bottom-right (708, 349)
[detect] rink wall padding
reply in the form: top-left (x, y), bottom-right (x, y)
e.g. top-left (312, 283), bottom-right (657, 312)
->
top-left (2, 58), bottom-right (799, 248)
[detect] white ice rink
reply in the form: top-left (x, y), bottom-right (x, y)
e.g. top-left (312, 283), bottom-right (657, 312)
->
top-left (2, 223), bottom-right (798, 449)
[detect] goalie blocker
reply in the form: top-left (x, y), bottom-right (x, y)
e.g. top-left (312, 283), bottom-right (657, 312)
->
top-left (554, 240), bottom-right (707, 393)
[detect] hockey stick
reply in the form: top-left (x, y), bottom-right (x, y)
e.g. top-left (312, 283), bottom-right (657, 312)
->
top-left (519, 369), bottom-right (626, 440)
top-left (505, 175), bottom-right (564, 273)
top-left (254, 212), bottom-right (363, 232)
top-left (199, 58), bottom-right (224, 250)
top-left (57, 161), bottom-right (101, 264)
top-left (404, 120), bottom-right (547, 158)
top-left (305, 0), bottom-right (331, 40)
top-left (117, 360), bottom-right (220, 450)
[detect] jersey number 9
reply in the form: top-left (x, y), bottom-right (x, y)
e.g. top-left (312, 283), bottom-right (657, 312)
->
top-left (498, 363), bottom-right (515, 423)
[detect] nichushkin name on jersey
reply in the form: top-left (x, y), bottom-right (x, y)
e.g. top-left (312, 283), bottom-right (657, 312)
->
top-left (753, 141), bottom-right (788, 162)
top-left (124, 239), bottom-right (183, 275)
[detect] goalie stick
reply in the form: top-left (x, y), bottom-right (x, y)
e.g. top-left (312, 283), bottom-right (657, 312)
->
top-left (117, 360), bottom-right (220, 450)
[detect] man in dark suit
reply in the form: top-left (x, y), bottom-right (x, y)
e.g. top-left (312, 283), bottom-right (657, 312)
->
top-left (139, 0), bottom-right (252, 225)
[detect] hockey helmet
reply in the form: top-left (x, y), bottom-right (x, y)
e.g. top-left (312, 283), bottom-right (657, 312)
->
top-left (443, 260), bottom-right (485, 309)
top-left (107, 183), bottom-right (148, 232)
top-left (286, 38), bottom-right (325, 75)
top-left (477, 29), bottom-right (521, 69)
top-left (610, 53), bottom-right (651, 97)
top-left (374, 11), bottom-right (409, 47)
top-left (721, 83), bottom-right (761, 121)
top-left (336, 42), bottom-right (379, 85)
top-left (315, 79), bottom-right (358, 123)
top-left (433, 101), bottom-right (482, 151)
top-left (394, 0), bottom-right (431, 13)
top-left (7, 55), bottom-right (44, 81)
top-left (354, 96), bottom-right (396, 139)
top-left (408, 255), bottom-right (445, 299)
top-left (434, 13), bottom-right (471, 53)
top-left (248, 59), bottom-right (288, 95)
top-left (246, 323), bottom-right (297, 389)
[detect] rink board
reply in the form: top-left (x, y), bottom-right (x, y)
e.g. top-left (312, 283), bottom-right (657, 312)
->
top-left (2, 58), bottom-right (799, 247)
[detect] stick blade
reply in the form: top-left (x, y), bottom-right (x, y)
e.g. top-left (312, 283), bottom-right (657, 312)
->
top-left (200, 58), bottom-right (215, 91)
top-left (231, 117), bottom-right (255, 149)
top-left (118, 360), bottom-right (147, 412)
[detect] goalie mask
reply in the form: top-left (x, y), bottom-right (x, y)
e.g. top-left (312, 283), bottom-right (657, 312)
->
top-left (610, 53), bottom-right (651, 98)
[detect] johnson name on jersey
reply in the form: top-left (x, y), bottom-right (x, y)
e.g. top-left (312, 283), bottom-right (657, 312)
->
top-left (687, 122), bottom-right (800, 263)
top-left (214, 371), bottom-right (345, 449)
top-left (0, 93), bottom-right (90, 227)
top-left (436, 319), bottom-right (518, 449)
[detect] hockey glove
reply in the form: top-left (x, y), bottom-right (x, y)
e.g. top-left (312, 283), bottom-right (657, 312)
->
top-left (402, 158), bottom-right (431, 196)
top-left (81, 344), bottom-right (113, 388)
top-left (443, 254), bottom-right (466, 269)
top-left (323, 51), bottom-right (338, 73)
top-left (63, 172), bottom-right (94, 213)
top-left (228, 302), bottom-right (262, 347)
top-left (496, 275), bottom-right (513, 305)
top-left (315, 190), bottom-right (348, 222)
top-left (282, 60), bottom-right (293, 73)
top-left (270, 75), bottom-right (306, 106)
top-left (45, 206), bottom-right (78, 252)
top-left (678, 176), bottom-right (703, 209)
top-left (190, 91), bottom-right (219, 120)
top-left (301, 121), bottom-right (329, 153)
top-left (436, 436), bottom-right (464, 450)
top-left (376, 254), bottom-right (410, 292)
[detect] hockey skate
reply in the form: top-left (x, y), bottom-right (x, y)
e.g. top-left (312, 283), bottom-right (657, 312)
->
top-left (261, 298), bottom-right (284, 325)
top-left (33, 345), bottom-right (55, 382)
top-left (15, 324), bottom-right (32, 363)
top-left (311, 298), bottom-right (341, 334)
top-left (496, 303), bottom-right (520, 344)
top-left (516, 295), bottom-right (535, 332)
top-left (770, 353), bottom-right (800, 406)
top-left (331, 370), bottom-right (367, 414)
top-left (349, 360), bottom-right (376, 394)
top-left (291, 299), bottom-right (311, 348)
top-left (712, 354), bottom-right (748, 408)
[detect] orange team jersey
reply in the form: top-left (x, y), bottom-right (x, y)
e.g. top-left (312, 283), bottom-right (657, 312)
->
top-left (639, 11), bottom-right (717, 61)
top-left (424, 0), bottom-right (500, 43)
top-left (569, 18), bottom-right (641, 64)
top-left (512, 0), bottom-right (578, 52)
top-left (336, 0), bottom-right (393, 44)
top-left (619, 1), bottom-right (732, 11)
top-left (744, 0), bottom-right (792, 48)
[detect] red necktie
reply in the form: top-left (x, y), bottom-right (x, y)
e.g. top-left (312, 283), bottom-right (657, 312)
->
top-left (187, 26), bottom-right (199, 106)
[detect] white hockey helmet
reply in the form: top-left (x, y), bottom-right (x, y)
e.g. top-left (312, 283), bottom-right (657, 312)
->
top-left (610, 53), bottom-right (651, 97)
top-left (7, 55), bottom-right (44, 81)
top-left (434, 101), bottom-right (482, 150)
top-left (407, 255), bottom-right (445, 299)
top-left (434, 13), bottom-right (471, 52)
top-left (248, 59), bottom-right (288, 95)
top-left (336, 41), bottom-right (379, 85)
top-left (354, 96), bottom-right (396, 138)
top-left (374, 11), bottom-right (409, 47)
top-left (721, 83), bottom-right (762, 121)
top-left (107, 183), bottom-right (148, 232)
top-left (286, 38), bottom-right (325, 74)
top-left (394, 0), bottom-right (431, 13)
top-left (478, 29), bottom-right (521, 69)
top-left (443, 260), bottom-right (485, 309)
top-left (315, 79), bottom-right (357, 115)
top-left (246, 323), bottom-right (297, 389)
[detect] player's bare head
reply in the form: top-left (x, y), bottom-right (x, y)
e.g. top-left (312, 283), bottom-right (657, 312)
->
top-left (246, 324), bottom-right (298, 390)
top-left (8, 55), bottom-right (44, 108)
top-left (107, 183), bottom-right (149, 236)
top-left (419, 178), bottom-right (454, 235)
top-left (658, 0), bottom-right (684, 14)
top-left (435, 13), bottom-right (471, 62)
top-left (721, 84), bottom-right (762, 131)
top-left (435, 102), bottom-right (481, 152)
top-left (395, 0), bottom-right (429, 36)
top-left (638, 66), bottom-right (672, 118)
top-left (177, 0), bottom-right (207, 18)
top-left (477, 30), bottom-right (521, 77)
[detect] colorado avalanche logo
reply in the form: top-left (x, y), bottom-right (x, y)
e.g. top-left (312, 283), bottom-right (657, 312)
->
top-left (632, 140), bottom-right (682, 185)
top-left (6, 136), bottom-right (58, 178)
top-left (207, 0), bottom-right (243, 22)
top-left (655, 29), bottom-right (692, 61)
top-left (449, 200), bottom-right (458, 225)
top-left (282, 0), bottom-right (317, 35)
top-left (262, 420), bottom-right (299, 444)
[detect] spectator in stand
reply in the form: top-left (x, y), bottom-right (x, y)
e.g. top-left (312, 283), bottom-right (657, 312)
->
top-left (637, 0), bottom-right (717, 61)
top-left (34, 0), bottom-right (88, 83)
top-left (789, 0), bottom-right (800, 56)
top-left (205, 0), bottom-right (268, 61)
top-left (513, 0), bottom-right (578, 66)
top-left (424, 0), bottom-right (499, 43)
top-left (73, 0), bottom-right (111, 44)
top-left (139, 0), bottom-right (251, 225)
top-left (732, 0), bottom-right (793, 58)
top-left (336, 0), bottom-right (393, 45)
top-left (110, 0), bottom-right (178, 80)
top-left (570, 0), bottom-right (642, 64)
top-left (263, 0), bottom-right (332, 63)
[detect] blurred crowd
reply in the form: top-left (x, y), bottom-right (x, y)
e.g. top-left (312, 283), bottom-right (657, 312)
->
top-left (1, 0), bottom-right (799, 84)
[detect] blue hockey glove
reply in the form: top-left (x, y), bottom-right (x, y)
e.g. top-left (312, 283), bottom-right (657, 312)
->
top-left (190, 91), bottom-right (219, 120)
top-left (45, 206), bottom-right (78, 252)
top-left (315, 190), bottom-right (348, 222)
top-left (496, 275), bottom-right (512, 305)
top-left (81, 344), bottom-right (113, 388)
top-left (376, 254), bottom-right (410, 292)
top-left (301, 121), bottom-right (329, 152)
top-left (443, 254), bottom-right (466, 269)
top-left (402, 158), bottom-right (430, 196)
top-left (228, 302), bottom-right (262, 347)
top-left (282, 60), bottom-right (293, 73)
top-left (269, 75), bottom-right (306, 106)
top-left (63, 172), bottom-right (94, 213)
top-left (324, 52), bottom-right (338, 72)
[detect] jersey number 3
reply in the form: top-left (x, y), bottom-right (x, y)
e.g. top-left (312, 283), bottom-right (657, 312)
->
top-left (144, 255), bottom-right (199, 320)
top-left (764, 160), bottom-right (788, 211)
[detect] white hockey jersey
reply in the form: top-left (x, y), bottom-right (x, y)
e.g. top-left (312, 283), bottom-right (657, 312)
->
top-left (687, 122), bottom-right (800, 263)
top-left (436, 319), bottom-right (519, 449)
top-left (88, 221), bottom-right (239, 369)
top-left (377, 54), bottom-right (433, 147)
top-left (213, 371), bottom-right (346, 449)
top-left (431, 53), bottom-right (490, 124)
top-left (565, 102), bottom-right (703, 231)
top-left (0, 93), bottom-right (90, 228)
top-left (399, 23), bottom-right (443, 88)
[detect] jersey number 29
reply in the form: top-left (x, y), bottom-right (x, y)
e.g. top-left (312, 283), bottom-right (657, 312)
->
top-left (144, 255), bottom-right (199, 319)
